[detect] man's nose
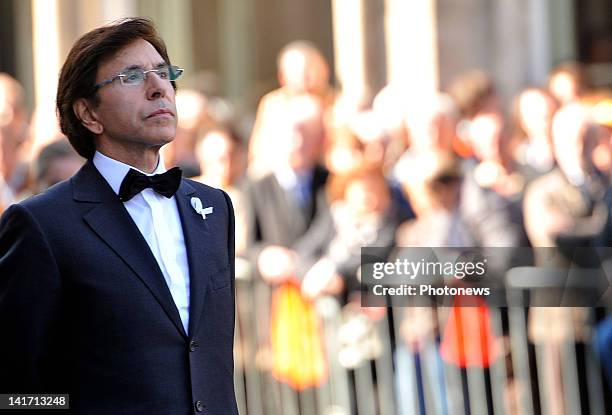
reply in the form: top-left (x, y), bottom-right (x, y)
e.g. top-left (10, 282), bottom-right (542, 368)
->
top-left (146, 72), bottom-right (170, 100)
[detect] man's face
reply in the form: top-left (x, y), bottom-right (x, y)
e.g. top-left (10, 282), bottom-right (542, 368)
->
top-left (286, 117), bottom-right (323, 171)
top-left (276, 98), bottom-right (324, 171)
top-left (280, 50), bottom-right (329, 95)
top-left (198, 131), bottom-right (235, 185)
top-left (550, 72), bottom-right (579, 105)
top-left (469, 112), bottom-right (503, 162)
top-left (519, 90), bottom-right (556, 138)
top-left (280, 50), bottom-right (308, 93)
top-left (92, 39), bottom-right (177, 152)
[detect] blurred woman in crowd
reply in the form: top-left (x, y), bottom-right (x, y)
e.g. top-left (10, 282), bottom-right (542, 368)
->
top-left (510, 87), bottom-right (558, 182)
top-left (547, 61), bottom-right (589, 107)
top-left (397, 151), bottom-right (468, 246)
top-left (447, 69), bottom-right (501, 158)
top-left (193, 125), bottom-right (251, 261)
top-left (467, 110), bottom-right (525, 200)
top-left (296, 164), bottom-right (401, 302)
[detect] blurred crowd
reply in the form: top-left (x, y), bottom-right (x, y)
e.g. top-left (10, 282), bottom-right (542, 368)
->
top-left (3, 50), bottom-right (612, 259)
top-left (4, 47), bottom-right (612, 289)
top-left (2, 42), bottom-right (612, 411)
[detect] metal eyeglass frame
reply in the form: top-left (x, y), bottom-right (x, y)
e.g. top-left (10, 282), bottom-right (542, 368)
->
top-left (93, 64), bottom-right (183, 92)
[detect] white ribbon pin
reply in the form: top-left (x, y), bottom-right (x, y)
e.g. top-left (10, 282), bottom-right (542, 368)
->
top-left (191, 197), bottom-right (213, 219)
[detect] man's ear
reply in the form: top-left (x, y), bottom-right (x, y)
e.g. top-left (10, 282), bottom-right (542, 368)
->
top-left (73, 98), bottom-right (103, 135)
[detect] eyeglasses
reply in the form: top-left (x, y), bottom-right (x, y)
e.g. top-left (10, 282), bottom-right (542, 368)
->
top-left (93, 64), bottom-right (183, 91)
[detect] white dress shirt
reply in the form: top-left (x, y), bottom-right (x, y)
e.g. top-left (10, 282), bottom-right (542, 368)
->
top-left (93, 151), bottom-right (190, 333)
top-left (274, 166), bottom-right (313, 208)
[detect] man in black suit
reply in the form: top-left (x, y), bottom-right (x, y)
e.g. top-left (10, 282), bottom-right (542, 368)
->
top-left (246, 93), bottom-right (329, 414)
top-left (0, 18), bottom-right (238, 414)
top-left (248, 95), bottom-right (329, 283)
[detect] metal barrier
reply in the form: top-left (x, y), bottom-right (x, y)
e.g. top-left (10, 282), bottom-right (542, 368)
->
top-left (232, 269), bottom-right (611, 415)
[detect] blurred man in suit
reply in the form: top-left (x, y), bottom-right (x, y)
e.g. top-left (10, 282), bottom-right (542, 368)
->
top-left (248, 95), bottom-right (328, 283)
top-left (0, 18), bottom-right (237, 414)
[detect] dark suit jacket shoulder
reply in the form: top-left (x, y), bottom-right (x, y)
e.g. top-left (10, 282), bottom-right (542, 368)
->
top-left (0, 161), bottom-right (238, 415)
top-left (249, 165), bottom-right (329, 248)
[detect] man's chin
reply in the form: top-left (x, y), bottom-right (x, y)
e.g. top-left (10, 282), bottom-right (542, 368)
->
top-left (149, 130), bottom-right (177, 145)
top-left (153, 137), bottom-right (175, 149)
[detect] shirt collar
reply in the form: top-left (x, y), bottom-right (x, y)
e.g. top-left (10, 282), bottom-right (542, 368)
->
top-left (93, 151), bottom-right (167, 195)
top-left (274, 165), bottom-right (313, 192)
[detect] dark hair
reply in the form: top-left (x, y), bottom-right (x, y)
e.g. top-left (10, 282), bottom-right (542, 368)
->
top-left (326, 164), bottom-right (389, 203)
top-left (56, 18), bottom-right (174, 159)
top-left (35, 139), bottom-right (82, 182)
top-left (548, 61), bottom-right (589, 90)
top-left (198, 122), bottom-right (244, 148)
top-left (447, 69), bottom-right (496, 118)
top-left (508, 87), bottom-right (558, 149)
top-left (276, 40), bottom-right (323, 70)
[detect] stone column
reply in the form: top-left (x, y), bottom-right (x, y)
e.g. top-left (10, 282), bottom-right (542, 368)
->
top-left (491, 0), bottom-right (530, 103)
top-left (137, 0), bottom-right (195, 76)
top-left (53, 0), bottom-right (138, 60)
top-left (384, 0), bottom-right (439, 105)
top-left (362, 0), bottom-right (386, 97)
top-left (436, 0), bottom-right (491, 89)
top-left (331, 0), bottom-right (367, 102)
top-left (13, 0), bottom-right (34, 111)
top-left (31, 0), bottom-right (62, 143)
top-left (437, 0), bottom-right (557, 105)
top-left (527, 0), bottom-right (552, 85)
top-left (218, 0), bottom-right (256, 104)
top-left (548, 0), bottom-right (577, 64)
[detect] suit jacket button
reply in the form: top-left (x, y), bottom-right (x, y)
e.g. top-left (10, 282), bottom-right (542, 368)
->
top-left (189, 340), bottom-right (199, 352)
top-left (195, 400), bottom-right (205, 412)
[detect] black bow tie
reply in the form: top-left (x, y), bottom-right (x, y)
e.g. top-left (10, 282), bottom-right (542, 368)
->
top-left (118, 167), bottom-right (182, 202)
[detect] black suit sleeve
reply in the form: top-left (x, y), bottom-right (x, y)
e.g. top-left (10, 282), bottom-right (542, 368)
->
top-left (0, 204), bottom-right (64, 393)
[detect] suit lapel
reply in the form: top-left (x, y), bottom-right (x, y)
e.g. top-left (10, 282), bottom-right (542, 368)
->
top-left (73, 162), bottom-right (187, 338)
top-left (268, 175), bottom-right (306, 241)
top-left (174, 181), bottom-right (213, 336)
